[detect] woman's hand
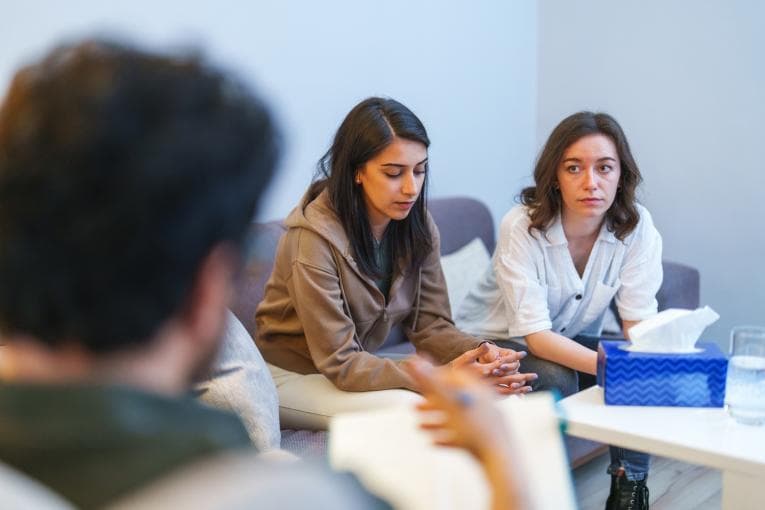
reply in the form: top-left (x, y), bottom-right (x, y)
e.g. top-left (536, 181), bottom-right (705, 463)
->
top-left (407, 357), bottom-right (508, 459)
top-left (405, 358), bottom-right (528, 510)
top-left (450, 343), bottom-right (538, 395)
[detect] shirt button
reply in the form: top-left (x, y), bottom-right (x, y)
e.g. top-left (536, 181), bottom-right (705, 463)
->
top-left (575, 294), bottom-right (582, 300)
top-left (561, 327), bottom-right (567, 332)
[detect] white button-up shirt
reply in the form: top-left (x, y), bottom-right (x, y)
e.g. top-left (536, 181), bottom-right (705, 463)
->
top-left (455, 204), bottom-right (663, 345)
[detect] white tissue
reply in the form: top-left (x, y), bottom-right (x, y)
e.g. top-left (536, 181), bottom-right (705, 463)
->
top-left (625, 306), bottom-right (720, 353)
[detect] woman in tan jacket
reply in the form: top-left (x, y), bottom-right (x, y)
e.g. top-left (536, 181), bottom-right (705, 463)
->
top-left (255, 97), bottom-right (536, 428)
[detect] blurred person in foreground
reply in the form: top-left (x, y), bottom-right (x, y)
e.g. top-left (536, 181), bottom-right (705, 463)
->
top-left (0, 39), bottom-right (383, 509)
top-left (407, 358), bottom-right (534, 510)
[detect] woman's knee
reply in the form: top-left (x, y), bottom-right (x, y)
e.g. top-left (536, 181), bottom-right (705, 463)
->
top-left (494, 340), bottom-right (578, 396)
top-left (276, 373), bottom-right (423, 429)
top-left (519, 356), bottom-right (578, 397)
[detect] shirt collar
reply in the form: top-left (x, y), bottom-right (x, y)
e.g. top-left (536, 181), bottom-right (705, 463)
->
top-left (597, 221), bottom-right (619, 244)
top-left (543, 213), bottom-right (618, 246)
top-left (545, 214), bottom-right (568, 246)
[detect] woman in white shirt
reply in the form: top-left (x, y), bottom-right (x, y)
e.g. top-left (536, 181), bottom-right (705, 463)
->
top-left (457, 112), bottom-right (661, 510)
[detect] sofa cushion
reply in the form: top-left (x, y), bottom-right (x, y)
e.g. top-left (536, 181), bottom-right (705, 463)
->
top-left (440, 237), bottom-right (491, 317)
top-left (280, 430), bottom-right (329, 459)
top-left (195, 311), bottom-right (280, 451)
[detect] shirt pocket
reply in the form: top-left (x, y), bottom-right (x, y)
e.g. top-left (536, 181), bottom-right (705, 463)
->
top-left (581, 280), bottom-right (621, 326)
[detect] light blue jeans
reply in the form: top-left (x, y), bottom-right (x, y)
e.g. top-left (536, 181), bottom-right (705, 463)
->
top-left (497, 336), bottom-right (650, 481)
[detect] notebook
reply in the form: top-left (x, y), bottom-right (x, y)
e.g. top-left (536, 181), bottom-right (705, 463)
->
top-left (329, 391), bottom-right (575, 510)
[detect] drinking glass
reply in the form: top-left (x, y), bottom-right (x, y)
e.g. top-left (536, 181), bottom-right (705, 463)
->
top-left (725, 326), bottom-right (765, 425)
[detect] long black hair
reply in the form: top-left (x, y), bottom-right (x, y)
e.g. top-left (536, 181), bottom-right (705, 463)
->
top-left (309, 97), bottom-right (432, 277)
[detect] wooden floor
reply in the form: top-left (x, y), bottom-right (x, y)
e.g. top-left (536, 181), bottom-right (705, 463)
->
top-left (573, 453), bottom-right (721, 509)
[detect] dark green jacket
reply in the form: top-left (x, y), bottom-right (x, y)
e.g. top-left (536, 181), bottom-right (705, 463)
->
top-left (0, 383), bottom-right (252, 509)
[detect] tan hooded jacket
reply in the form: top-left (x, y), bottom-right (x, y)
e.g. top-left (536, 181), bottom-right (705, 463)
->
top-left (254, 189), bottom-right (483, 391)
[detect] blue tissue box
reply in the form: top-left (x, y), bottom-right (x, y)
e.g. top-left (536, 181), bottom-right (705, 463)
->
top-left (597, 340), bottom-right (727, 407)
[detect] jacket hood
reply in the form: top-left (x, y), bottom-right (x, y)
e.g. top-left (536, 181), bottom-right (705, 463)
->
top-left (284, 188), bottom-right (353, 259)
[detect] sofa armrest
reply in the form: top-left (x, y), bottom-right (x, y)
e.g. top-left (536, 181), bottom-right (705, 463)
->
top-left (657, 260), bottom-right (700, 311)
top-left (610, 259), bottom-right (700, 324)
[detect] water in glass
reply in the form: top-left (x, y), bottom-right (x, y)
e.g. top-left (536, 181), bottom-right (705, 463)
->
top-left (725, 326), bottom-right (765, 425)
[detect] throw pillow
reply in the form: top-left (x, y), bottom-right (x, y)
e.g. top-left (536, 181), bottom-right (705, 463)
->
top-left (195, 310), bottom-right (281, 451)
top-left (440, 237), bottom-right (491, 317)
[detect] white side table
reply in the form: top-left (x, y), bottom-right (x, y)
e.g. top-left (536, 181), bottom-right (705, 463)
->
top-left (560, 386), bottom-right (765, 509)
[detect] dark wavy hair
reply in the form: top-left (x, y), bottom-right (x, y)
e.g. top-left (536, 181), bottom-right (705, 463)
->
top-left (0, 40), bottom-right (279, 352)
top-left (309, 97), bottom-right (432, 277)
top-left (520, 111), bottom-right (642, 241)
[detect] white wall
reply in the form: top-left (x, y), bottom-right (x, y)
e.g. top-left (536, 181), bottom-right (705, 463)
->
top-left (538, 0), bottom-right (765, 342)
top-left (6, 1), bottom-right (754, 343)
top-left (0, 0), bottom-right (537, 225)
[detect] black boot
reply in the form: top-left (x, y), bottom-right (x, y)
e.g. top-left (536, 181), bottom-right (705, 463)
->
top-left (605, 471), bottom-right (649, 510)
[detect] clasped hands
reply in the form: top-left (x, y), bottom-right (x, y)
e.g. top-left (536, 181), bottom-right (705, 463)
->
top-left (449, 342), bottom-right (537, 395)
